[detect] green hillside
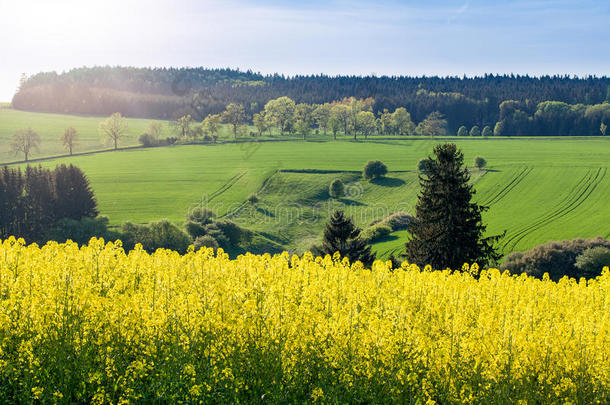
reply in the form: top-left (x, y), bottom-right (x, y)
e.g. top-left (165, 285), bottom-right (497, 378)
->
top-left (12, 135), bottom-right (610, 258)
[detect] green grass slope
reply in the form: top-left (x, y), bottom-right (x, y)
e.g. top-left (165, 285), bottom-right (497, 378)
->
top-left (11, 135), bottom-right (610, 257)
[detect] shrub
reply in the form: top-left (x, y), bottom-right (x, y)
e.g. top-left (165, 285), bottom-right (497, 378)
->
top-left (187, 207), bottom-right (216, 225)
top-left (502, 237), bottom-right (610, 280)
top-left (247, 194), bottom-right (259, 204)
top-left (194, 234), bottom-right (219, 251)
top-left (49, 216), bottom-right (117, 245)
top-left (474, 156), bottom-right (487, 169)
top-left (329, 179), bottom-right (345, 198)
top-left (481, 126), bottom-right (493, 137)
top-left (138, 133), bottom-right (157, 147)
top-left (361, 224), bottom-right (392, 243)
top-left (380, 211), bottom-right (415, 231)
top-left (417, 158), bottom-right (434, 175)
top-left (469, 126), bottom-right (481, 137)
top-left (363, 160), bottom-right (388, 180)
top-left (165, 136), bottom-right (178, 145)
top-left (120, 220), bottom-right (191, 254)
top-left (575, 247), bottom-right (610, 278)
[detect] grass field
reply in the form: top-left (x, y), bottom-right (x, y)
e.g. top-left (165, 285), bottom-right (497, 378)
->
top-left (10, 126), bottom-right (610, 258)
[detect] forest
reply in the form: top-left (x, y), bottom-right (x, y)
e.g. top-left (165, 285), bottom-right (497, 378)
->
top-left (12, 67), bottom-right (610, 135)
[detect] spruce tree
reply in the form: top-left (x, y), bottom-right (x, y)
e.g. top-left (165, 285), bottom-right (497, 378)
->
top-left (53, 164), bottom-right (98, 220)
top-left (405, 144), bottom-right (501, 269)
top-left (314, 210), bottom-right (376, 267)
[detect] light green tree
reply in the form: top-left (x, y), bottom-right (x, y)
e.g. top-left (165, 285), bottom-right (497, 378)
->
top-left (392, 107), bottom-right (415, 136)
top-left (469, 126), bottom-right (481, 137)
top-left (202, 114), bottom-right (222, 141)
top-left (264, 96), bottom-right (296, 135)
top-left (12, 128), bottom-right (40, 161)
top-left (356, 111), bottom-right (377, 139)
top-left (416, 111), bottom-right (447, 137)
top-left (601, 122), bottom-right (608, 136)
top-left (222, 103), bottom-right (247, 139)
top-left (481, 126), bottom-right (493, 137)
top-left (457, 126), bottom-right (468, 137)
top-left (313, 103), bottom-right (332, 135)
top-left (99, 112), bottom-right (128, 150)
top-left (61, 126), bottom-right (78, 155)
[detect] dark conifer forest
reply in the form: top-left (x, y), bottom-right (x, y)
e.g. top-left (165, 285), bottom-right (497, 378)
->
top-left (11, 66), bottom-right (610, 135)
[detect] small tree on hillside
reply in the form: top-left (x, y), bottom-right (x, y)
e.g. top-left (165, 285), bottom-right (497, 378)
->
top-left (457, 126), bottom-right (468, 137)
top-left (222, 103), bottom-right (247, 139)
top-left (12, 128), bottom-right (40, 161)
top-left (481, 126), bottom-right (493, 137)
top-left (405, 143), bottom-right (501, 269)
top-left (313, 210), bottom-right (376, 267)
top-left (171, 114), bottom-right (194, 139)
top-left (474, 156), bottom-right (487, 170)
top-left (575, 246), bottom-right (610, 278)
top-left (61, 127), bottom-right (78, 155)
top-left (329, 179), bottom-right (345, 198)
top-left (363, 160), bottom-right (388, 180)
top-left (601, 122), bottom-right (608, 136)
top-left (99, 112), bottom-right (128, 150)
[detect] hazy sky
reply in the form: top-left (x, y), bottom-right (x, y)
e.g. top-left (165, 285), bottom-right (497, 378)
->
top-left (1, 0), bottom-right (608, 101)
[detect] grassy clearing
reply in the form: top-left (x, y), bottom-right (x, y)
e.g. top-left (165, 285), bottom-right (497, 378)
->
top-left (14, 135), bottom-right (610, 258)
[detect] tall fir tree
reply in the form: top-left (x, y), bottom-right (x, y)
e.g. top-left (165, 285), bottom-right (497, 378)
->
top-left (405, 143), bottom-right (501, 269)
top-left (53, 164), bottom-right (98, 220)
top-left (314, 210), bottom-right (376, 267)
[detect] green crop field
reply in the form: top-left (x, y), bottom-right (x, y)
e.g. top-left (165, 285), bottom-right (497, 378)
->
top-left (10, 124), bottom-right (610, 258)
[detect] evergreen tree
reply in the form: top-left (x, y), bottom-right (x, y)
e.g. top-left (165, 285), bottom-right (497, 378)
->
top-left (314, 210), bottom-right (376, 267)
top-left (405, 144), bottom-right (501, 269)
top-left (53, 164), bottom-right (98, 220)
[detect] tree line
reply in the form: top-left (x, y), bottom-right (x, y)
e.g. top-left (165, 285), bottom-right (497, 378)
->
top-left (0, 164), bottom-right (98, 243)
top-left (12, 66), bottom-right (610, 133)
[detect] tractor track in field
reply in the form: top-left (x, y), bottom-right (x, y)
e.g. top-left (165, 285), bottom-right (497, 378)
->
top-left (481, 166), bottom-right (532, 207)
top-left (207, 170), bottom-right (248, 202)
top-left (502, 168), bottom-right (607, 252)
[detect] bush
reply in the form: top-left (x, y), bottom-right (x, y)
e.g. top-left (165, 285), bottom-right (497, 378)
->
top-left (362, 224), bottom-right (392, 243)
top-left (481, 126), bottom-right (493, 137)
top-left (575, 247), bottom-right (610, 278)
top-left (329, 179), bottom-right (345, 198)
top-left (194, 234), bottom-right (220, 251)
top-left (363, 160), bottom-right (388, 180)
top-left (120, 220), bottom-right (191, 254)
top-left (49, 216), bottom-right (117, 245)
top-left (247, 194), bottom-right (259, 204)
top-left (138, 133), bottom-right (158, 147)
top-left (417, 158), bottom-right (434, 175)
top-left (469, 126), bottom-right (481, 137)
top-left (187, 207), bottom-right (216, 225)
top-left (502, 237), bottom-right (610, 280)
top-left (474, 156), bottom-right (487, 169)
top-left (381, 211), bottom-right (415, 231)
top-left (165, 136), bottom-right (178, 145)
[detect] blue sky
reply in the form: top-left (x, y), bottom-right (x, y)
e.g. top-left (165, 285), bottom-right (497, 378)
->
top-left (0, 0), bottom-right (608, 101)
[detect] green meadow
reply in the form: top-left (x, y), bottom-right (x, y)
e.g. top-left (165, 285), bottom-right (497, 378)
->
top-left (8, 120), bottom-right (609, 258)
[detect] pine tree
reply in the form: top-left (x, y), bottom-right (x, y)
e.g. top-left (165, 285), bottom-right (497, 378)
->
top-left (405, 144), bottom-right (501, 269)
top-left (53, 164), bottom-right (98, 220)
top-left (314, 210), bottom-right (376, 267)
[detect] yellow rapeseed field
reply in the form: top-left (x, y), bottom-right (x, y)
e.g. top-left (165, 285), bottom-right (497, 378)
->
top-left (0, 237), bottom-right (608, 404)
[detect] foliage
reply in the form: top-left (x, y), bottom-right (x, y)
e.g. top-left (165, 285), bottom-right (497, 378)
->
top-left (0, 164), bottom-right (97, 243)
top-left (99, 112), bottom-right (128, 150)
top-left (120, 219), bottom-right (191, 253)
top-left (474, 156), bottom-right (487, 169)
top-left (481, 125), bottom-right (493, 137)
top-left (417, 157), bottom-right (434, 174)
top-left (469, 125), bottom-right (481, 137)
top-left (405, 144), bottom-right (501, 268)
top-left (11, 128), bottom-right (40, 161)
top-left (328, 178), bottom-right (345, 198)
top-left (416, 111), bottom-right (448, 137)
top-left (222, 103), bottom-right (247, 138)
top-left (138, 133), bottom-right (158, 147)
top-left (247, 193), bottom-right (259, 204)
top-left (374, 211), bottom-right (415, 231)
top-left (362, 160), bottom-right (388, 180)
top-left (575, 246), bottom-right (610, 278)
top-left (503, 237), bottom-right (610, 280)
top-left (193, 234), bottom-right (220, 250)
top-left (313, 210), bottom-right (375, 267)
top-left (457, 125), bottom-right (468, 137)
top-left (60, 126), bottom-right (78, 155)
top-left (0, 237), bottom-right (608, 403)
top-left (49, 216), bottom-right (116, 245)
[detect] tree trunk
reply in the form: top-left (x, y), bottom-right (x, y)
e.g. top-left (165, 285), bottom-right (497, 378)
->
top-left (114, 138), bottom-right (118, 150)
top-left (69, 145), bottom-right (73, 155)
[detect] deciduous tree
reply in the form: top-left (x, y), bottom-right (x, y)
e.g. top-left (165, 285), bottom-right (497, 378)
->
top-left (99, 113), bottom-right (128, 150)
top-left (12, 128), bottom-right (40, 161)
top-left (61, 127), bottom-right (78, 155)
